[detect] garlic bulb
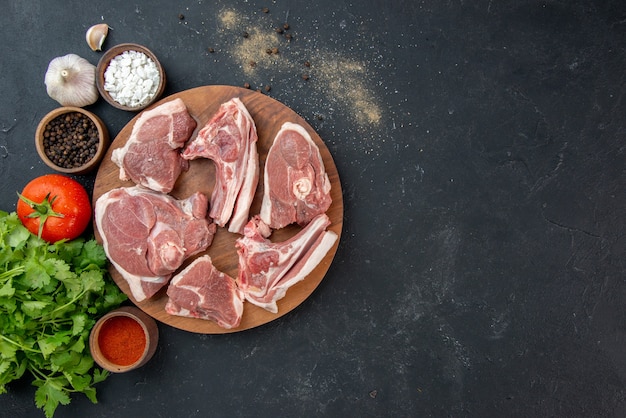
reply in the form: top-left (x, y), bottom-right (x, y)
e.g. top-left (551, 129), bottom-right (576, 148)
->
top-left (44, 54), bottom-right (98, 107)
top-left (86, 23), bottom-right (109, 51)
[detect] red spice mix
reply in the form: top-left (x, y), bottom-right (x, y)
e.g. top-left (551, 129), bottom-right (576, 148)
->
top-left (98, 316), bottom-right (146, 366)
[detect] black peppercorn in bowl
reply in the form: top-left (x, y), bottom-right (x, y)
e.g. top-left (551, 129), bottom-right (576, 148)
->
top-left (35, 106), bottom-right (109, 175)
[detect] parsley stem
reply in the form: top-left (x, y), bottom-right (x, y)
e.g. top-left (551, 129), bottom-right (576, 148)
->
top-left (0, 265), bottom-right (25, 281)
top-left (46, 290), bottom-right (87, 317)
top-left (0, 334), bottom-right (40, 353)
top-left (28, 364), bottom-right (51, 382)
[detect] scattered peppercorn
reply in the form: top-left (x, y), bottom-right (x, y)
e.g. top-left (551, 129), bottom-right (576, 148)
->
top-left (262, 7), bottom-right (269, 13)
top-left (42, 112), bottom-right (99, 169)
top-left (302, 74), bottom-right (310, 81)
top-left (271, 47), bottom-right (279, 54)
top-left (264, 85), bottom-right (271, 92)
top-left (249, 60), bottom-right (257, 67)
top-left (243, 31), bottom-right (249, 38)
top-left (266, 48), bottom-right (272, 54)
top-left (208, 47), bottom-right (215, 53)
top-left (304, 60), bottom-right (311, 67)
top-left (285, 33), bottom-right (293, 41)
top-left (244, 82), bottom-right (251, 89)
top-left (275, 27), bottom-right (284, 34)
top-left (283, 23), bottom-right (290, 30)
top-left (178, 13), bottom-right (184, 20)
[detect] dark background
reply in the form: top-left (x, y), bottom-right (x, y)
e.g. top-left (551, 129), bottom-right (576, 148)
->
top-left (1, 0), bottom-right (625, 417)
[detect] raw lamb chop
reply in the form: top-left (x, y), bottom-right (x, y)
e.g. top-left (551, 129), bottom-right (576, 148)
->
top-left (182, 97), bottom-right (259, 234)
top-left (236, 214), bottom-right (338, 313)
top-left (111, 98), bottom-right (197, 193)
top-left (165, 255), bottom-right (244, 329)
top-left (95, 186), bottom-right (216, 302)
top-left (259, 122), bottom-right (332, 230)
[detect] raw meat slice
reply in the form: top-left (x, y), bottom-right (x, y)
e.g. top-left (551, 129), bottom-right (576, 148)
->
top-left (259, 122), bottom-right (332, 230)
top-left (182, 97), bottom-right (259, 234)
top-left (95, 186), bottom-right (216, 302)
top-left (236, 214), bottom-right (338, 313)
top-left (111, 98), bottom-right (197, 193)
top-left (165, 255), bottom-right (244, 329)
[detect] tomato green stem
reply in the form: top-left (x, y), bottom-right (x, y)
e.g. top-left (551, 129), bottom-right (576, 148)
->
top-left (17, 192), bottom-right (65, 239)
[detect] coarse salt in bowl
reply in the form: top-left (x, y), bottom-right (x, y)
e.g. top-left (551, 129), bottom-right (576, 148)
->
top-left (96, 43), bottom-right (166, 112)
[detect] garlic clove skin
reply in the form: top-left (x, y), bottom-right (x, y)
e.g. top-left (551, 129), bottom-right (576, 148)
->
top-left (86, 23), bottom-right (109, 51)
top-left (45, 54), bottom-right (99, 107)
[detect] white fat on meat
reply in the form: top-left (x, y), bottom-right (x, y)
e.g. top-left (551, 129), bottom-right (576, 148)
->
top-left (260, 122), bottom-right (332, 230)
top-left (111, 98), bottom-right (197, 193)
top-left (236, 214), bottom-right (338, 313)
top-left (95, 186), bottom-right (216, 302)
top-left (165, 255), bottom-right (244, 329)
top-left (182, 97), bottom-right (259, 234)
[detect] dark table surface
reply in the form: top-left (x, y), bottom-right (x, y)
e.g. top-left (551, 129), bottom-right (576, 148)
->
top-left (2, 1), bottom-right (625, 417)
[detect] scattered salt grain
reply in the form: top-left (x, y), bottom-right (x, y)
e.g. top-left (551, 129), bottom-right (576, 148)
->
top-left (103, 50), bottom-right (160, 108)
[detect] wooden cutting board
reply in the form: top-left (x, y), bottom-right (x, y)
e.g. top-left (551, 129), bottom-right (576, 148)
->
top-left (92, 85), bottom-right (343, 334)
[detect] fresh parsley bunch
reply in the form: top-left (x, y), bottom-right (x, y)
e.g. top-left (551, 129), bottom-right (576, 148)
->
top-left (0, 211), bottom-right (127, 417)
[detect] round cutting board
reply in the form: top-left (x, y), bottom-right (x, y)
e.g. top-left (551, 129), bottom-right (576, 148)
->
top-left (92, 85), bottom-right (343, 334)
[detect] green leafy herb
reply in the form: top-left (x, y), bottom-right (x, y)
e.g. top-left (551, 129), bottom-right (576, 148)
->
top-left (0, 210), bottom-right (127, 417)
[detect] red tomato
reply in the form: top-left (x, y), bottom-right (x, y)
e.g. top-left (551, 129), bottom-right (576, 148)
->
top-left (16, 174), bottom-right (92, 243)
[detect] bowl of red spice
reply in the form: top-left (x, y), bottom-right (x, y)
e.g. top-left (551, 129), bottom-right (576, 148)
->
top-left (89, 306), bottom-right (159, 373)
top-left (35, 106), bottom-right (109, 175)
